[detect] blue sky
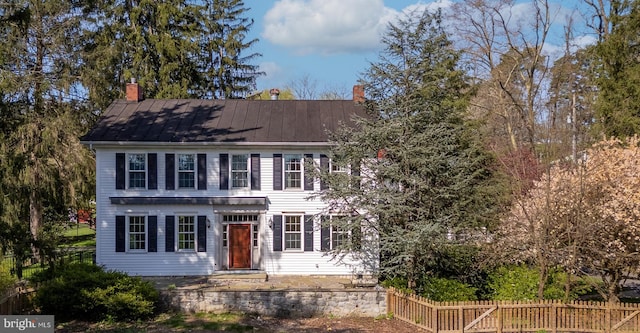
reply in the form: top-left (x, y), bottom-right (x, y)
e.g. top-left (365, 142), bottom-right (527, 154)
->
top-left (246, 0), bottom-right (591, 95)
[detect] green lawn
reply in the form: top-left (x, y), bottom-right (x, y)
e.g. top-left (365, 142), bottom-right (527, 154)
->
top-left (61, 223), bottom-right (96, 248)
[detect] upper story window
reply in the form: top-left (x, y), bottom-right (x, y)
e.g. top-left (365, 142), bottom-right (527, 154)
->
top-left (178, 215), bottom-right (195, 251)
top-left (284, 154), bottom-right (302, 189)
top-left (231, 154), bottom-right (249, 188)
top-left (128, 154), bottom-right (146, 189)
top-left (128, 216), bottom-right (146, 251)
top-left (178, 154), bottom-right (196, 189)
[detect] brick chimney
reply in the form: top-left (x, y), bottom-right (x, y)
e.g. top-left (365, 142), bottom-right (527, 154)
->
top-left (353, 84), bottom-right (364, 104)
top-left (126, 78), bottom-right (143, 102)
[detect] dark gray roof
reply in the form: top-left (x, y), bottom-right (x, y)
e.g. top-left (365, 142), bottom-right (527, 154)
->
top-left (82, 99), bottom-right (367, 144)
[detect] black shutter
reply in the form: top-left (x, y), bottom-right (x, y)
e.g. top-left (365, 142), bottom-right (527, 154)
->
top-left (197, 154), bottom-right (207, 190)
top-left (273, 154), bottom-right (282, 190)
top-left (116, 153), bottom-right (125, 189)
top-left (219, 153), bottom-right (229, 190)
top-left (115, 215), bottom-right (125, 252)
top-left (320, 216), bottom-right (330, 251)
top-left (304, 215), bottom-right (314, 252)
top-left (148, 216), bottom-right (157, 252)
top-left (351, 159), bottom-right (361, 189)
top-left (304, 154), bottom-right (314, 191)
top-left (148, 153), bottom-right (157, 189)
top-left (165, 216), bottom-right (175, 252)
top-left (273, 215), bottom-right (282, 252)
top-left (165, 154), bottom-right (175, 190)
top-left (320, 154), bottom-right (329, 190)
top-left (197, 215), bottom-right (207, 252)
top-left (251, 153), bottom-right (261, 190)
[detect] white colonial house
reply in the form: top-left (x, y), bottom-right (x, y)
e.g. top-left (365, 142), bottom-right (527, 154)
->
top-left (81, 82), bottom-right (374, 277)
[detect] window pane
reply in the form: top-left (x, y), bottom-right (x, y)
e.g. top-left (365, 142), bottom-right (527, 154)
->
top-left (178, 172), bottom-right (195, 188)
top-left (284, 155), bottom-right (302, 189)
top-left (284, 216), bottom-right (302, 250)
top-left (128, 154), bottom-right (146, 188)
top-left (231, 155), bottom-right (249, 188)
top-left (178, 216), bottom-right (195, 250)
top-left (129, 154), bottom-right (146, 171)
top-left (128, 216), bottom-right (146, 250)
top-left (178, 154), bottom-right (195, 171)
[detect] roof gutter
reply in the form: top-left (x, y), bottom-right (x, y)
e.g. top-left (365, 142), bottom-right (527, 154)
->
top-left (80, 140), bottom-right (335, 150)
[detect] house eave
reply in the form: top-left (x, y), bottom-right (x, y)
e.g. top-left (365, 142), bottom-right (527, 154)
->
top-left (110, 196), bottom-right (268, 208)
top-left (81, 141), bottom-right (333, 150)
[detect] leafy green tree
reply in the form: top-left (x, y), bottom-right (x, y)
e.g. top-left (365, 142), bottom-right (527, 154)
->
top-left (316, 9), bottom-right (509, 289)
top-left (197, 0), bottom-right (263, 99)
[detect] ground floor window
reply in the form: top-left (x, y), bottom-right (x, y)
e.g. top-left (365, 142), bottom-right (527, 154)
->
top-left (178, 215), bottom-right (195, 250)
top-left (128, 216), bottom-right (146, 251)
top-left (284, 215), bottom-right (302, 250)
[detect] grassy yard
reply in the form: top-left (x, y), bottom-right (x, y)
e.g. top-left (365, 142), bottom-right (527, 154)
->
top-left (61, 223), bottom-right (96, 247)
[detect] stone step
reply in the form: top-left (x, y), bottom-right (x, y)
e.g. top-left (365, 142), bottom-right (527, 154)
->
top-left (207, 272), bottom-right (268, 284)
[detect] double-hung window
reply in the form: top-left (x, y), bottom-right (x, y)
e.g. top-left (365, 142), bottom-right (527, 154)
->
top-left (178, 154), bottom-right (196, 189)
top-left (331, 224), bottom-right (347, 249)
top-left (284, 154), bottom-right (302, 189)
top-left (284, 215), bottom-right (302, 250)
top-left (128, 154), bottom-right (146, 188)
top-left (231, 154), bottom-right (249, 188)
top-left (128, 216), bottom-right (146, 251)
top-left (178, 216), bottom-right (195, 250)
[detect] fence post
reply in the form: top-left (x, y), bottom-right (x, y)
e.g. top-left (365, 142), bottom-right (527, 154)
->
top-left (459, 306), bottom-right (464, 333)
top-left (496, 301), bottom-right (502, 333)
top-left (605, 301), bottom-right (611, 333)
top-left (433, 304), bottom-right (438, 333)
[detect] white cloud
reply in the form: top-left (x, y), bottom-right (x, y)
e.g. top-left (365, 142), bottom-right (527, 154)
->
top-left (262, 0), bottom-right (397, 55)
top-left (258, 61), bottom-right (286, 88)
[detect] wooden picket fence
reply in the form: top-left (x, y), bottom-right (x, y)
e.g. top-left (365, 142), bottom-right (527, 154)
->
top-left (387, 287), bottom-right (640, 333)
top-left (0, 287), bottom-right (35, 315)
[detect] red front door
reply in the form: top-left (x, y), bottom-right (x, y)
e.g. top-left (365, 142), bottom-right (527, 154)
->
top-left (229, 224), bottom-right (251, 269)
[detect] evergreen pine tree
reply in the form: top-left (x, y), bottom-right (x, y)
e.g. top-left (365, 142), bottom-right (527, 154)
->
top-left (316, 9), bottom-right (508, 288)
top-left (593, 0), bottom-right (640, 138)
top-left (198, 0), bottom-right (263, 99)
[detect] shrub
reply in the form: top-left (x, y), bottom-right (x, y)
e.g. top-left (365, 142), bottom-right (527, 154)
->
top-left (419, 276), bottom-right (478, 301)
top-left (35, 263), bottom-right (159, 322)
top-left (486, 265), bottom-right (592, 301)
top-left (487, 265), bottom-right (540, 300)
top-left (0, 269), bottom-right (17, 295)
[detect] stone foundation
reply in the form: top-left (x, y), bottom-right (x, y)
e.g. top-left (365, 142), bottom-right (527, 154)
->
top-left (161, 288), bottom-right (387, 318)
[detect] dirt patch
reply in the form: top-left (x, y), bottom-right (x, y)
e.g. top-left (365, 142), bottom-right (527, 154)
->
top-left (56, 314), bottom-right (424, 333)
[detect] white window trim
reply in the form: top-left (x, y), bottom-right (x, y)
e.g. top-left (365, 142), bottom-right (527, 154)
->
top-left (327, 215), bottom-right (354, 250)
top-left (230, 153), bottom-right (250, 189)
top-left (330, 159), bottom-right (349, 174)
top-left (127, 215), bottom-right (147, 253)
top-left (176, 215), bottom-right (197, 252)
top-left (127, 153), bottom-right (147, 190)
top-left (283, 154), bottom-right (304, 190)
top-left (283, 214), bottom-right (303, 251)
top-left (176, 153), bottom-right (197, 190)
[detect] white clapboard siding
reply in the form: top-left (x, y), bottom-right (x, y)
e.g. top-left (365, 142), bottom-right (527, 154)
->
top-left (95, 148), bottom-right (370, 276)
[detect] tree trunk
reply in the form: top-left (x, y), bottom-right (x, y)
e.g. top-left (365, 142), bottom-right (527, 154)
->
top-left (29, 187), bottom-right (42, 262)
